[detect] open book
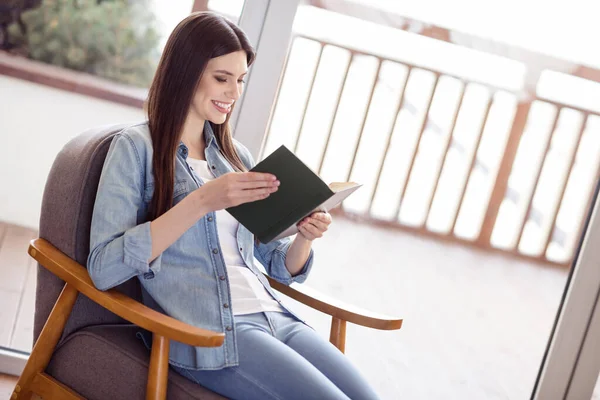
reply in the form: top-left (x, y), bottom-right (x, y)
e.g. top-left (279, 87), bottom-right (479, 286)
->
top-left (226, 145), bottom-right (362, 243)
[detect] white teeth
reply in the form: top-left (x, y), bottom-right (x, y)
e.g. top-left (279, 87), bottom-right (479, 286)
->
top-left (214, 101), bottom-right (232, 109)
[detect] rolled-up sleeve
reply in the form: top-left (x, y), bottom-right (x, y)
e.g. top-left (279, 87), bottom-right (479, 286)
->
top-left (254, 237), bottom-right (314, 285)
top-left (87, 134), bottom-right (161, 291)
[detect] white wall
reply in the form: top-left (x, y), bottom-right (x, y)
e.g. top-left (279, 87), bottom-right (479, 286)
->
top-left (0, 76), bottom-right (145, 230)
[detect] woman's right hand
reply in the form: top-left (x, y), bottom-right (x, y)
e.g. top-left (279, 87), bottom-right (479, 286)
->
top-left (194, 172), bottom-right (280, 213)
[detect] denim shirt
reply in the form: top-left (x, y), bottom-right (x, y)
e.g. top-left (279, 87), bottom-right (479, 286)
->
top-left (87, 121), bottom-right (314, 370)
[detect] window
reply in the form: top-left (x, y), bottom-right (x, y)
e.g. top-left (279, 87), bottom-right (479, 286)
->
top-left (2, 0), bottom-right (245, 89)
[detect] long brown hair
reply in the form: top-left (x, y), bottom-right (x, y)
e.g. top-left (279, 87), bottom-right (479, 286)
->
top-left (146, 12), bottom-right (255, 221)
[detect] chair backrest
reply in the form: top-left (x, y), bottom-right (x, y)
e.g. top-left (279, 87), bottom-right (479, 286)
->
top-left (34, 123), bottom-right (142, 343)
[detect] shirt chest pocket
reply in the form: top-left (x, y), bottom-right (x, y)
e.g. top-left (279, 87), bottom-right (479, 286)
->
top-left (143, 179), bottom-right (190, 205)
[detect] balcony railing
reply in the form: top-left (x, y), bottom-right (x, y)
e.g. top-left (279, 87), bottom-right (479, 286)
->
top-left (262, 34), bottom-right (600, 267)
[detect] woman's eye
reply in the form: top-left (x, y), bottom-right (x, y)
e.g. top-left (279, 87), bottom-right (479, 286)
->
top-left (216, 77), bottom-right (227, 83)
top-left (238, 79), bottom-right (245, 84)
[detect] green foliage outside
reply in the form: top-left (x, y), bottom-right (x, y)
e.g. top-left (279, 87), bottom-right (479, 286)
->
top-left (8, 0), bottom-right (162, 87)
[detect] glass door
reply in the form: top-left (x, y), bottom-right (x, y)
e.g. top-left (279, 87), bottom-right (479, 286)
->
top-left (234, 1), bottom-right (600, 398)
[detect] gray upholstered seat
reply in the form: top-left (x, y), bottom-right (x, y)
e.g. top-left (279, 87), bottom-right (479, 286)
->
top-left (35, 124), bottom-right (225, 399)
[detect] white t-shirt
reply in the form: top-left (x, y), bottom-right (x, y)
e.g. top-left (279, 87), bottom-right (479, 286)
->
top-left (186, 156), bottom-right (285, 316)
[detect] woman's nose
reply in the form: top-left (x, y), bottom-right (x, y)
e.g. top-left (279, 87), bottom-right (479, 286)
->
top-left (226, 82), bottom-right (241, 101)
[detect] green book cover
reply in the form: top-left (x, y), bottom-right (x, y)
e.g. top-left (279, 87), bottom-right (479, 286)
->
top-left (226, 145), bottom-right (361, 243)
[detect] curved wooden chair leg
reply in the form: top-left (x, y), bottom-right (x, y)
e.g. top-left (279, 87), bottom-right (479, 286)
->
top-left (146, 334), bottom-right (170, 400)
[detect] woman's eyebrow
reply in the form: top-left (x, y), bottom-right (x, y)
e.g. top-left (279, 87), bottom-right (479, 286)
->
top-left (214, 69), bottom-right (248, 76)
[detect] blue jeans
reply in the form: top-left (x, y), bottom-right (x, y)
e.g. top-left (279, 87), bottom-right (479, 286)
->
top-left (171, 311), bottom-right (380, 400)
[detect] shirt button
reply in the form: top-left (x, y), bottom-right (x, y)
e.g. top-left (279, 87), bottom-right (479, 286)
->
top-left (213, 248), bottom-right (219, 254)
top-left (208, 216), bottom-right (213, 222)
top-left (239, 247), bottom-right (243, 251)
top-left (226, 326), bottom-right (233, 331)
top-left (223, 303), bottom-right (229, 308)
top-left (211, 165), bottom-right (216, 170)
top-left (143, 271), bottom-right (155, 280)
top-left (219, 275), bottom-right (226, 281)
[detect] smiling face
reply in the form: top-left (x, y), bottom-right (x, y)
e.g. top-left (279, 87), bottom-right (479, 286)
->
top-left (190, 50), bottom-right (248, 125)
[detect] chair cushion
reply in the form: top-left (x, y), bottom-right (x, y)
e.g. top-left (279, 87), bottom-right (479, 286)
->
top-left (46, 324), bottom-right (226, 400)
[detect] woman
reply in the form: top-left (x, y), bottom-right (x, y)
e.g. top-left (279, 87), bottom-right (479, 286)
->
top-left (88, 11), bottom-right (380, 400)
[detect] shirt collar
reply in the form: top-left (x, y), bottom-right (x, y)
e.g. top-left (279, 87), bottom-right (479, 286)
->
top-left (177, 121), bottom-right (220, 158)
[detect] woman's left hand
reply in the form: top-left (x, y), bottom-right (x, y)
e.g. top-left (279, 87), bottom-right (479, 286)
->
top-left (297, 212), bottom-right (332, 241)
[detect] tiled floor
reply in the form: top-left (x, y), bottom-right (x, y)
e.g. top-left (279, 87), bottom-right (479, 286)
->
top-left (0, 373), bottom-right (18, 399)
top-left (0, 217), bottom-right (577, 399)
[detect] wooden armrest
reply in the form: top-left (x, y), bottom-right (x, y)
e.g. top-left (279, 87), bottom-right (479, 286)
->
top-left (265, 275), bottom-right (402, 330)
top-left (28, 238), bottom-right (225, 348)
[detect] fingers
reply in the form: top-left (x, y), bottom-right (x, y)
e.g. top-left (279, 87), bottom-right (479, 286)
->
top-left (230, 172), bottom-right (279, 191)
top-left (239, 176), bottom-right (279, 198)
top-left (309, 212), bottom-right (332, 225)
top-left (236, 185), bottom-right (278, 204)
top-left (300, 216), bottom-right (328, 232)
top-left (238, 179), bottom-right (280, 190)
top-left (298, 222), bottom-right (321, 240)
top-left (238, 172), bottom-right (277, 182)
top-left (301, 212), bottom-right (331, 230)
top-left (217, 172), bottom-right (279, 207)
top-left (297, 212), bottom-right (331, 241)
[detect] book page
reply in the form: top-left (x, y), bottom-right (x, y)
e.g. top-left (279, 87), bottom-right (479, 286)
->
top-left (317, 183), bottom-right (362, 213)
top-left (329, 182), bottom-right (360, 193)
